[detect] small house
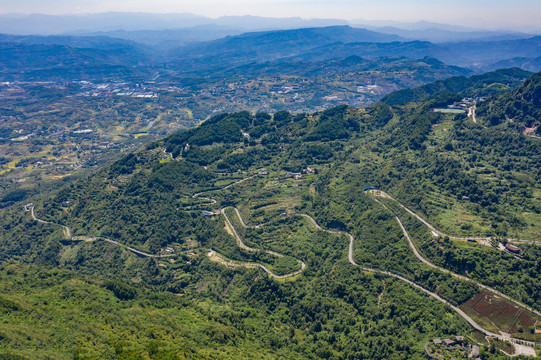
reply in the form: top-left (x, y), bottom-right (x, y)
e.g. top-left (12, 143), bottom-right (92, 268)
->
top-left (505, 243), bottom-right (522, 254)
top-left (472, 345), bottom-right (480, 358)
top-left (443, 339), bottom-right (455, 346)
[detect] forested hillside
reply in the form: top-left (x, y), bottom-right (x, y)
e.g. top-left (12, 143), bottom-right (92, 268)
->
top-left (381, 67), bottom-right (532, 105)
top-left (477, 71), bottom-right (541, 133)
top-left (0, 72), bottom-right (540, 359)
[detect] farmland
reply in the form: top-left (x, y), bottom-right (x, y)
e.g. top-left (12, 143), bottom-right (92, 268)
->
top-left (460, 291), bottom-right (540, 341)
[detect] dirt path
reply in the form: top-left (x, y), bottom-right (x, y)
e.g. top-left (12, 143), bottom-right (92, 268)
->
top-left (468, 104), bottom-right (477, 123)
top-left (377, 280), bottom-right (386, 308)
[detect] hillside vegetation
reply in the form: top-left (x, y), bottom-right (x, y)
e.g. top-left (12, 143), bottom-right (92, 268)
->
top-left (0, 72), bottom-right (540, 359)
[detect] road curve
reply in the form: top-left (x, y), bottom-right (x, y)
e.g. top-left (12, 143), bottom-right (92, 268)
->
top-left (197, 176), bottom-right (539, 345)
top-left (372, 190), bottom-right (538, 244)
top-left (220, 207), bottom-right (306, 279)
top-left (191, 174), bottom-right (306, 279)
top-left (23, 174), bottom-right (539, 347)
top-left (369, 194), bottom-right (541, 319)
top-left (25, 205), bottom-right (174, 258)
top-left (299, 212), bottom-right (537, 347)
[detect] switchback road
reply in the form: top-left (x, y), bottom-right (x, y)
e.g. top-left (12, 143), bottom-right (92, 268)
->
top-left (25, 204), bottom-right (174, 259)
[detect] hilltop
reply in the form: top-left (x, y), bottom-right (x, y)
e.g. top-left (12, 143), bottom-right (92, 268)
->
top-left (477, 71), bottom-right (541, 134)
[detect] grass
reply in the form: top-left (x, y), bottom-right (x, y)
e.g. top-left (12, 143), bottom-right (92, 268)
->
top-left (470, 330), bottom-right (489, 345)
top-left (133, 133), bottom-right (148, 139)
top-left (434, 108), bottom-right (466, 114)
top-left (436, 203), bottom-right (493, 237)
top-left (491, 339), bottom-right (516, 355)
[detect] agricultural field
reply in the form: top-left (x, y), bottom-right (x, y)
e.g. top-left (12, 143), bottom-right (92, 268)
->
top-left (0, 83), bottom-right (198, 206)
top-left (460, 291), bottom-right (540, 341)
top-left (434, 108), bottom-right (467, 114)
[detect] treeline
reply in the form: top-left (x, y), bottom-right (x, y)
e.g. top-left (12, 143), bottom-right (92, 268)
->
top-left (381, 67), bottom-right (532, 106)
top-left (477, 71), bottom-right (541, 132)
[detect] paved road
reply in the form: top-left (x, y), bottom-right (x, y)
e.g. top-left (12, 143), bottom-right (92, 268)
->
top-left (373, 190), bottom-right (538, 244)
top-left (369, 194), bottom-right (541, 319)
top-left (220, 207), bottom-right (306, 278)
top-left (209, 178), bottom-right (540, 346)
top-left (24, 176), bottom-right (539, 349)
top-left (208, 249), bottom-right (305, 279)
top-left (300, 212), bottom-right (537, 347)
top-left (26, 205), bottom-right (174, 258)
top-left (191, 174), bottom-right (306, 279)
top-left (192, 176), bottom-right (257, 206)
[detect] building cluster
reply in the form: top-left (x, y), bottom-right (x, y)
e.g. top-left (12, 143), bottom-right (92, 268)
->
top-left (76, 82), bottom-right (158, 98)
top-left (284, 167), bottom-right (315, 180)
top-left (449, 97), bottom-right (487, 110)
top-left (425, 337), bottom-right (480, 360)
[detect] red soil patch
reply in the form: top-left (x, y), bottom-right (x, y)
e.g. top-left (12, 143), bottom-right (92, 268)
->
top-left (461, 291), bottom-right (538, 335)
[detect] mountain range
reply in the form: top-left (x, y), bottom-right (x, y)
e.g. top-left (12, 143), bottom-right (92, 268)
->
top-left (2, 23), bottom-right (541, 82)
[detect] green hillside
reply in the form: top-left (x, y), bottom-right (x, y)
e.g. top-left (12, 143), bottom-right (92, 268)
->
top-left (380, 67), bottom-right (532, 105)
top-left (0, 74), bottom-right (540, 359)
top-left (477, 71), bottom-right (541, 133)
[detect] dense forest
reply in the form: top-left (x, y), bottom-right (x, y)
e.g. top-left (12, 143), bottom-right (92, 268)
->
top-left (0, 71), bottom-right (540, 359)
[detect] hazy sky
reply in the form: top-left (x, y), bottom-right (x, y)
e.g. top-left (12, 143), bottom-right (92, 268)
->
top-left (1, 0), bottom-right (540, 30)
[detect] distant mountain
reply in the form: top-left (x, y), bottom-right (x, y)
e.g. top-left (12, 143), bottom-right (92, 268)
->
top-left (169, 26), bottom-right (404, 70)
top-left (381, 68), bottom-right (533, 105)
top-left (285, 40), bottom-right (442, 63)
top-left (486, 56), bottom-right (541, 73)
top-left (0, 33), bottom-right (151, 52)
top-left (212, 15), bottom-right (349, 30)
top-left (351, 19), bottom-right (482, 32)
top-left (359, 26), bottom-right (536, 43)
top-left (0, 42), bottom-right (149, 81)
top-left (285, 36), bottom-right (541, 69)
top-left (88, 26), bottom-right (247, 50)
top-left (0, 32), bottom-right (159, 81)
top-left (441, 36), bottom-right (541, 68)
top-left (215, 55), bottom-right (470, 80)
top-left (0, 12), bottom-right (349, 36)
top-left (0, 12), bottom-right (210, 35)
top-left (2, 12), bottom-right (539, 42)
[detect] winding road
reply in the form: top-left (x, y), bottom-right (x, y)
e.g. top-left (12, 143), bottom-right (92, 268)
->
top-left (372, 190), bottom-right (538, 245)
top-left (221, 207), bottom-right (306, 278)
top-left (24, 173), bottom-right (540, 351)
top-left (25, 204), bottom-right (175, 259)
top-left (191, 176), bottom-right (306, 279)
top-left (370, 193), bottom-right (541, 319)
top-left (193, 176), bottom-right (539, 349)
top-left (298, 211), bottom-right (537, 347)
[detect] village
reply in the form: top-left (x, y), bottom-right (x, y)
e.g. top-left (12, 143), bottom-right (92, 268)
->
top-left (425, 336), bottom-right (481, 360)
